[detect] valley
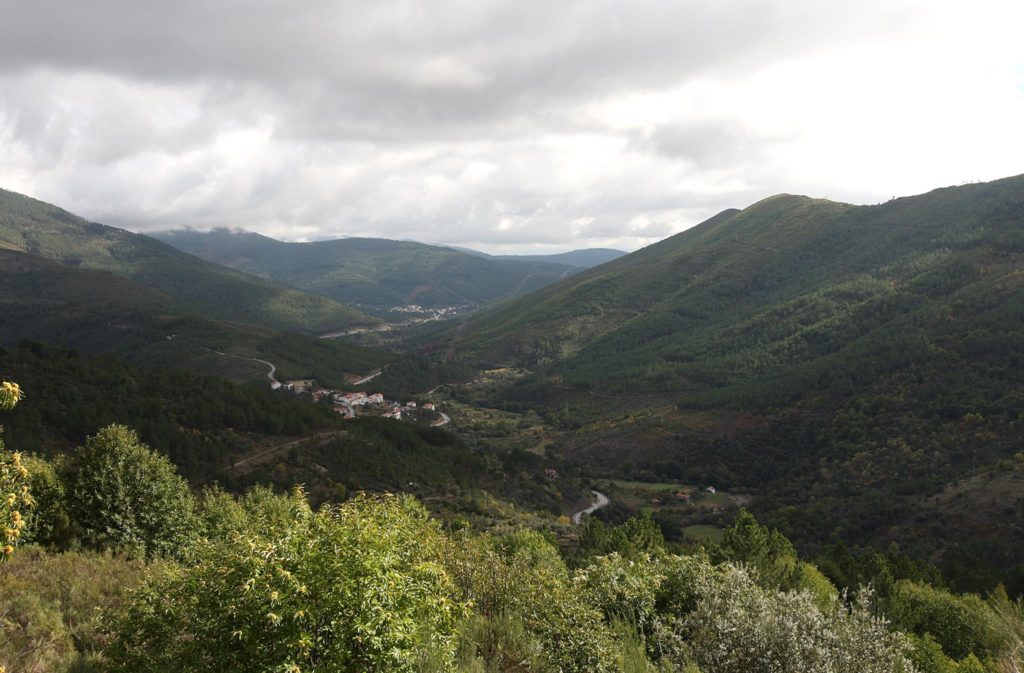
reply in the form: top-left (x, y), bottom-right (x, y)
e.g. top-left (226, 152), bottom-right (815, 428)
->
top-left (5, 6), bottom-right (1022, 670)
top-left (7, 176), bottom-right (1023, 569)
top-left (3, 175), bottom-right (1024, 672)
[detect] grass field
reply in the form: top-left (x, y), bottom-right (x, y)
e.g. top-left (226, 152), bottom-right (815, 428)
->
top-left (683, 525), bottom-right (724, 544)
top-left (698, 492), bottom-right (732, 508)
top-left (608, 480), bottom-right (685, 491)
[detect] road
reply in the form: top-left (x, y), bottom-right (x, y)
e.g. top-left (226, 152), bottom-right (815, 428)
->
top-left (508, 272), bottom-right (537, 297)
top-left (251, 357), bottom-right (276, 382)
top-left (430, 411), bottom-right (451, 427)
top-left (228, 430), bottom-right (340, 472)
top-left (207, 348), bottom-right (278, 383)
top-left (572, 490), bottom-right (610, 524)
top-left (352, 369), bottom-right (382, 386)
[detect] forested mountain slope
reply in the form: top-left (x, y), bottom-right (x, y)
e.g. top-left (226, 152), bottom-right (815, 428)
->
top-left (0, 189), bottom-right (375, 333)
top-left (155, 228), bottom-right (582, 314)
top-left (0, 249), bottom-right (393, 385)
top-left (459, 175), bottom-right (1024, 395)
top-left (451, 174), bottom-right (1024, 567)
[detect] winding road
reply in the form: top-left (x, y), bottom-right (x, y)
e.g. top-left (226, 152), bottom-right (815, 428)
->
top-left (206, 348), bottom-right (278, 383)
top-left (251, 357), bottom-right (277, 382)
top-left (572, 490), bottom-right (610, 524)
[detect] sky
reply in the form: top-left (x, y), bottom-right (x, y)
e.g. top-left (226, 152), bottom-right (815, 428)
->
top-left (1, 1), bottom-right (1023, 254)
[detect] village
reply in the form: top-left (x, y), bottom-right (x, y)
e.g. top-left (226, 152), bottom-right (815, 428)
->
top-left (270, 378), bottom-right (449, 426)
top-left (387, 303), bottom-right (467, 319)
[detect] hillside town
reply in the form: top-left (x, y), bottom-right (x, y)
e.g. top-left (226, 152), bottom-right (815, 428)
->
top-left (270, 378), bottom-right (448, 426)
top-left (387, 303), bottom-right (468, 319)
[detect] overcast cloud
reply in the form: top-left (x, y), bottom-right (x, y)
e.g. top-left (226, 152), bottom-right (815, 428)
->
top-left (1, 0), bottom-right (1022, 253)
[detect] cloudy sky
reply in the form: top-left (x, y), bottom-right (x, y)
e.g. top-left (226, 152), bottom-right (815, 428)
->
top-left (2, 0), bottom-right (1023, 254)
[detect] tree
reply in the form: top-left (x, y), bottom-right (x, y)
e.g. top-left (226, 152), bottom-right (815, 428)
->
top-left (0, 380), bottom-right (30, 561)
top-left (19, 454), bottom-right (71, 548)
top-left (64, 424), bottom-right (195, 557)
top-left (577, 516), bottom-right (665, 561)
top-left (718, 509), bottom-right (801, 589)
top-left (684, 566), bottom-right (916, 673)
top-left (718, 509), bottom-right (838, 607)
top-left (886, 580), bottom-right (1001, 662)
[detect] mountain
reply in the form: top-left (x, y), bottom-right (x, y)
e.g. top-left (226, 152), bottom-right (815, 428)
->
top-left (452, 246), bottom-right (627, 268)
top-left (0, 189), bottom-right (376, 333)
top-left (154, 229), bottom-right (585, 314)
top-left (0, 248), bottom-right (394, 385)
top-left (495, 248), bottom-right (626, 267)
top-left (458, 177), bottom-right (1024, 385)
top-left (449, 174), bottom-right (1024, 563)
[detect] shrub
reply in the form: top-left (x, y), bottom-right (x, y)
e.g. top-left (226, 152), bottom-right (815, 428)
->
top-left (446, 530), bottom-right (620, 673)
top-left (105, 494), bottom-right (468, 673)
top-left (0, 380), bottom-right (30, 561)
top-left (63, 424), bottom-right (196, 558)
top-left (685, 566), bottom-right (916, 673)
top-left (19, 455), bottom-right (70, 548)
top-left (886, 580), bottom-right (999, 661)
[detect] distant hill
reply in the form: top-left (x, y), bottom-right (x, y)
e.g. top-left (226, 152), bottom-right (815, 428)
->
top-left (154, 229), bottom-right (588, 314)
top-left (0, 189), bottom-right (376, 333)
top-left (452, 246), bottom-right (627, 268)
top-left (497, 248), bottom-right (626, 267)
top-left (0, 248), bottom-right (394, 386)
top-left (449, 174), bottom-right (1024, 562)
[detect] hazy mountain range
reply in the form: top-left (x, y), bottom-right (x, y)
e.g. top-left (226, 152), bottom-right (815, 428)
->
top-left (154, 228), bottom-right (625, 315)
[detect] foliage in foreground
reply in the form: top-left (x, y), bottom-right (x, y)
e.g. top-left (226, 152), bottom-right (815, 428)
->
top-left (0, 380), bottom-right (29, 561)
top-left (105, 493), bottom-right (467, 673)
top-left (10, 418), bottom-right (1024, 672)
top-left (96, 489), bottom-right (924, 673)
top-left (0, 547), bottom-right (149, 673)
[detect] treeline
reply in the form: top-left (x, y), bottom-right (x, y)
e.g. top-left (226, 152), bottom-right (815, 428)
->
top-left (229, 414), bottom-right (583, 519)
top-left (0, 345), bottom-right (581, 525)
top-left (372, 356), bottom-right (477, 399)
top-left (254, 332), bottom-right (396, 388)
top-left (0, 342), bottom-right (343, 480)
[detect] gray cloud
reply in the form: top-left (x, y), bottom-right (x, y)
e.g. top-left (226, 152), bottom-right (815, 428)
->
top-left (1, 0), bottom-right (1022, 253)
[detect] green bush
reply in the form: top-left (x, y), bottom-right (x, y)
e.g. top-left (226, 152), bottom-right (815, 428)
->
top-left (105, 494), bottom-right (467, 673)
top-left (19, 455), bottom-right (71, 548)
top-left (446, 530), bottom-right (620, 673)
top-left (685, 567), bottom-right (915, 673)
top-left (63, 424), bottom-right (196, 558)
top-left (886, 580), bottom-right (1000, 661)
top-left (575, 553), bottom-right (664, 632)
top-left (0, 380), bottom-right (29, 561)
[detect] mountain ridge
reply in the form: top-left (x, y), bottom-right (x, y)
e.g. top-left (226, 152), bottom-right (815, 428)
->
top-left (0, 247), bottom-right (395, 385)
top-left (154, 228), bottom-right (618, 315)
top-left (446, 173), bottom-right (1024, 561)
top-left (0, 188), bottom-right (377, 333)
